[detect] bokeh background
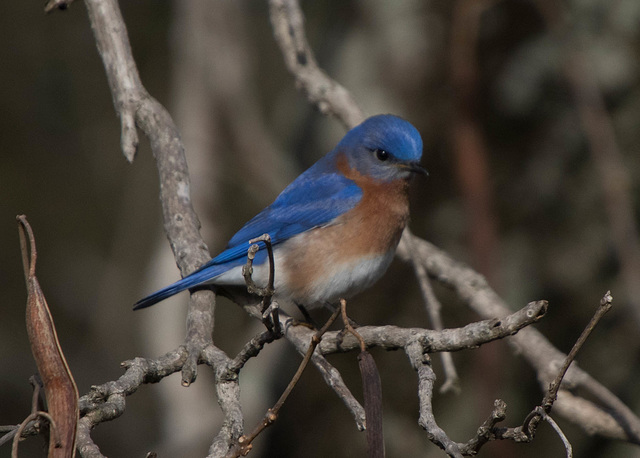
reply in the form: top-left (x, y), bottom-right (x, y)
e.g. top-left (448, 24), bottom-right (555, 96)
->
top-left (2, 1), bottom-right (640, 457)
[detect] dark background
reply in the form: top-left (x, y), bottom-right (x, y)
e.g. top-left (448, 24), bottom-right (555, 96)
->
top-left (2, 1), bottom-right (640, 457)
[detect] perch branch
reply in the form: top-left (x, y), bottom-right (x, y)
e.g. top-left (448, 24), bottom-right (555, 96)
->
top-left (319, 300), bottom-right (547, 354)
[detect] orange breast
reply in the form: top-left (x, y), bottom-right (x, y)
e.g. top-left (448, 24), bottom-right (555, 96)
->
top-left (279, 153), bottom-right (411, 304)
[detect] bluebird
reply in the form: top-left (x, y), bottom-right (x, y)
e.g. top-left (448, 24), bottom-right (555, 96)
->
top-left (134, 114), bottom-right (425, 312)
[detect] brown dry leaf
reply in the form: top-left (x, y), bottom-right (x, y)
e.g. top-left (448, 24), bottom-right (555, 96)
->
top-left (18, 215), bottom-right (78, 458)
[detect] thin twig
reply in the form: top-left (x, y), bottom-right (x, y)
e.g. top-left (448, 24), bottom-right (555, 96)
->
top-left (227, 329), bottom-right (279, 374)
top-left (523, 291), bottom-right (614, 437)
top-left (250, 235), bottom-right (276, 301)
top-left (226, 307), bottom-right (341, 457)
top-left (460, 399), bottom-right (507, 452)
top-left (280, 313), bottom-right (366, 429)
top-left (339, 298), bottom-right (366, 352)
top-left (541, 291), bottom-right (613, 413)
top-left (537, 408), bottom-right (573, 458)
top-left (401, 230), bottom-right (460, 394)
top-left (11, 411), bottom-right (59, 458)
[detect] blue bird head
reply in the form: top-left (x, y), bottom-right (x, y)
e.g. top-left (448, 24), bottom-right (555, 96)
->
top-left (335, 114), bottom-right (425, 182)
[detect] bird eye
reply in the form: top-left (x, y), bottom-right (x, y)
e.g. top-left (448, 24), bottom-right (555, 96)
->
top-left (374, 149), bottom-right (389, 161)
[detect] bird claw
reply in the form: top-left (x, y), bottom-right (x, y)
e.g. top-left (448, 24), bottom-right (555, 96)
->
top-left (262, 300), bottom-right (282, 336)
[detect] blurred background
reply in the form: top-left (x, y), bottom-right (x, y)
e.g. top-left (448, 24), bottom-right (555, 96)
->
top-left (2, 0), bottom-right (640, 457)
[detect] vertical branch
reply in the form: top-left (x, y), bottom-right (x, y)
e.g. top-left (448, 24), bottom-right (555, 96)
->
top-left (83, 0), bottom-right (214, 385)
top-left (401, 230), bottom-right (460, 394)
top-left (406, 341), bottom-right (463, 457)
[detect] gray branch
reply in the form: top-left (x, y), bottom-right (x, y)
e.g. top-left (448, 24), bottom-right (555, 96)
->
top-left (268, 0), bottom-right (364, 129)
top-left (84, 0), bottom-right (215, 387)
top-left (319, 300), bottom-right (547, 354)
top-left (406, 341), bottom-right (463, 458)
top-left (78, 0), bottom-right (239, 455)
top-left (397, 233), bottom-right (640, 444)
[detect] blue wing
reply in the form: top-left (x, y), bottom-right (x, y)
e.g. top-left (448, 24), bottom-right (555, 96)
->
top-left (134, 165), bottom-right (362, 310)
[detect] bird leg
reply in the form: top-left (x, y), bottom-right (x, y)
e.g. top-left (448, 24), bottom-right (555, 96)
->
top-left (295, 303), bottom-right (318, 329)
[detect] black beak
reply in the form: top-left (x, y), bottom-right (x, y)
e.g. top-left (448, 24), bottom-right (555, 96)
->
top-left (408, 162), bottom-right (428, 177)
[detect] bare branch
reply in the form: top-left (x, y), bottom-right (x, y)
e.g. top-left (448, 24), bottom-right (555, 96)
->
top-left (227, 330), bottom-right (279, 374)
top-left (539, 291), bottom-right (613, 415)
top-left (268, 0), bottom-right (364, 129)
top-left (76, 417), bottom-right (105, 458)
top-left (83, 0), bottom-right (214, 387)
top-left (397, 234), bottom-right (640, 444)
top-left (406, 341), bottom-right (463, 457)
top-left (202, 346), bottom-right (245, 457)
top-left (319, 300), bottom-right (547, 354)
top-left (279, 314), bottom-right (367, 430)
top-left (226, 308), bottom-right (341, 457)
top-left (538, 411), bottom-right (573, 458)
top-left (404, 228), bottom-right (460, 394)
top-left (76, 349), bottom-right (186, 455)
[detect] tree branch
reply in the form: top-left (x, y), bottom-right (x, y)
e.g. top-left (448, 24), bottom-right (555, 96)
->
top-left (268, 0), bottom-right (364, 129)
top-left (84, 0), bottom-right (214, 387)
top-left (397, 234), bottom-right (640, 444)
top-left (319, 300), bottom-right (547, 354)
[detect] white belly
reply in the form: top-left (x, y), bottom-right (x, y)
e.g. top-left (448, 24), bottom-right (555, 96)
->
top-left (211, 247), bottom-right (395, 309)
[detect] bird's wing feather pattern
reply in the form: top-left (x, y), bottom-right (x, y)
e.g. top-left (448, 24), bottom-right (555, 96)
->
top-left (210, 170), bottom-right (361, 264)
top-left (133, 170), bottom-right (361, 310)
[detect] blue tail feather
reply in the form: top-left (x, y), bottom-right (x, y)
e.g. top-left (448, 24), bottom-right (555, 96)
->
top-left (133, 263), bottom-right (229, 310)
